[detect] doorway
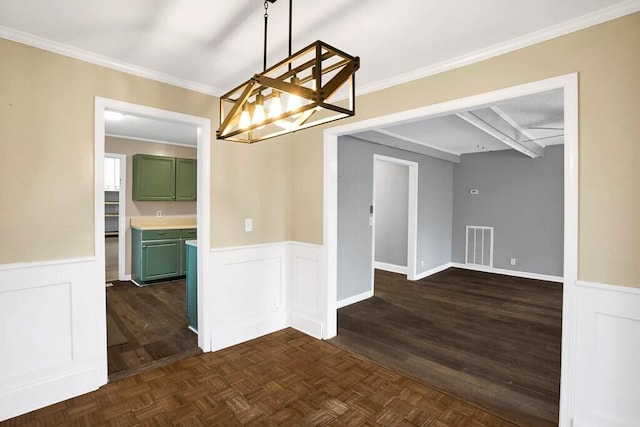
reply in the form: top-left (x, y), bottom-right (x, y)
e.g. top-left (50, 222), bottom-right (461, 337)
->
top-left (323, 74), bottom-right (578, 425)
top-left (372, 155), bottom-right (418, 280)
top-left (94, 98), bottom-right (212, 382)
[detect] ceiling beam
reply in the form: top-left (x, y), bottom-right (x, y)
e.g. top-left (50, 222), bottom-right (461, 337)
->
top-left (350, 130), bottom-right (460, 163)
top-left (456, 108), bottom-right (544, 158)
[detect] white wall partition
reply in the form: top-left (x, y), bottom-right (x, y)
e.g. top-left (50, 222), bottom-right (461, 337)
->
top-left (289, 243), bottom-right (325, 338)
top-left (573, 281), bottom-right (640, 427)
top-left (209, 243), bottom-right (288, 351)
top-left (208, 242), bottom-right (325, 350)
top-left (0, 258), bottom-right (106, 421)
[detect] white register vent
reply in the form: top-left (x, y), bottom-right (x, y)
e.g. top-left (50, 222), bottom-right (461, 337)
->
top-left (466, 226), bottom-right (494, 267)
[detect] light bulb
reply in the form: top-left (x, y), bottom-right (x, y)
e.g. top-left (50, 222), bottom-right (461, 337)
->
top-left (239, 104), bottom-right (251, 129)
top-left (252, 94), bottom-right (265, 125)
top-left (269, 91), bottom-right (283, 119)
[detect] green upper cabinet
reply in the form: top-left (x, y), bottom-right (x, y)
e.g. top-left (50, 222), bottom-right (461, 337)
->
top-left (133, 154), bottom-right (196, 201)
top-left (175, 158), bottom-right (197, 201)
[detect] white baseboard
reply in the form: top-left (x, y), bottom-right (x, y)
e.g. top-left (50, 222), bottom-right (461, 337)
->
top-left (450, 262), bottom-right (563, 283)
top-left (414, 262), bottom-right (453, 280)
top-left (337, 290), bottom-right (374, 309)
top-left (374, 261), bottom-right (408, 275)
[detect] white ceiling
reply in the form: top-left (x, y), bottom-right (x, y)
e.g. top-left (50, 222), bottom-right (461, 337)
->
top-left (0, 0), bottom-right (636, 96)
top-left (2, 1), bottom-right (634, 154)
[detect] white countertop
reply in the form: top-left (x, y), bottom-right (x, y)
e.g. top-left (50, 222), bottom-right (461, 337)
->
top-left (130, 216), bottom-right (196, 230)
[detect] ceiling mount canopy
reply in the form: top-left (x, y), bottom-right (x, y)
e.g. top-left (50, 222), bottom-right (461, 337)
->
top-left (216, 0), bottom-right (360, 143)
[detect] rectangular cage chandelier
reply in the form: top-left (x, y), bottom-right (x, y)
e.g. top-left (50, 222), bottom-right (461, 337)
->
top-left (216, 1), bottom-right (360, 143)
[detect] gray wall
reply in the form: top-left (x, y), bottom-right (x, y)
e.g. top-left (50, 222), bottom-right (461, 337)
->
top-left (338, 136), bottom-right (453, 301)
top-left (374, 159), bottom-right (409, 266)
top-left (451, 145), bottom-right (564, 276)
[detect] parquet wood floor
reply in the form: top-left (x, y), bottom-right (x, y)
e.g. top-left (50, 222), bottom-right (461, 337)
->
top-left (330, 268), bottom-right (562, 427)
top-left (4, 328), bottom-right (518, 426)
top-left (107, 279), bottom-right (199, 378)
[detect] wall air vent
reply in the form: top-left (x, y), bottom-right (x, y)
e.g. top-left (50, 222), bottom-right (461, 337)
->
top-left (466, 226), bottom-right (493, 267)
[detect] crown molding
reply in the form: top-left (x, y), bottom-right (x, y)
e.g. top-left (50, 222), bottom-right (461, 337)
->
top-left (357, 0), bottom-right (640, 96)
top-left (0, 25), bottom-right (222, 96)
top-left (1, 1), bottom-right (638, 99)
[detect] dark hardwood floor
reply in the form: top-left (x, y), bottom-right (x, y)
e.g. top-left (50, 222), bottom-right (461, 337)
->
top-left (106, 279), bottom-right (199, 379)
top-left (4, 328), bottom-right (519, 426)
top-left (330, 268), bottom-right (563, 427)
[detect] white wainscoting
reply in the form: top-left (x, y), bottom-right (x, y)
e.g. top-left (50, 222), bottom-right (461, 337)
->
top-left (573, 281), bottom-right (640, 427)
top-left (208, 243), bottom-right (289, 351)
top-left (289, 243), bottom-right (324, 338)
top-left (0, 258), bottom-right (107, 421)
top-left (208, 242), bottom-right (326, 350)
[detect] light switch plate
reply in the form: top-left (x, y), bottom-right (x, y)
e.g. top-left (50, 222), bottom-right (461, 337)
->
top-left (244, 218), bottom-right (253, 232)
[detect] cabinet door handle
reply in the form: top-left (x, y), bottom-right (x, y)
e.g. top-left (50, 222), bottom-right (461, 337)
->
top-left (158, 232), bottom-right (166, 236)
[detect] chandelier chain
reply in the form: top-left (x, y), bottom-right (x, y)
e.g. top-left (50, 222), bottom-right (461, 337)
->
top-left (263, 1), bottom-right (269, 71)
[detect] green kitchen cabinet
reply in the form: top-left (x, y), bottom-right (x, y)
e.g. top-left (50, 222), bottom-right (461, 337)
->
top-left (132, 229), bottom-right (181, 284)
top-left (132, 228), bottom-right (196, 286)
top-left (133, 154), bottom-right (176, 201)
top-left (185, 240), bottom-right (198, 332)
top-left (133, 154), bottom-right (196, 201)
top-left (175, 158), bottom-right (197, 201)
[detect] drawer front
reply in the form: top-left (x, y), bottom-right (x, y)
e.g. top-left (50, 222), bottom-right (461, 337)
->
top-left (181, 228), bottom-right (197, 239)
top-left (142, 229), bottom-right (181, 240)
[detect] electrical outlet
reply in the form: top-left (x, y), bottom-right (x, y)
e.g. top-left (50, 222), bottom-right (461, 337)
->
top-left (156, 210), bottom-right (162, 218)
top-left (510, 258), bottom-right (516, 265)
top-left (244, 218), bottom-right (253, 232)
top-left (421, 260), bottom-right (424, 268)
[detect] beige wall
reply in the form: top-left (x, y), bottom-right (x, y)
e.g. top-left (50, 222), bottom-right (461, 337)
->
top-left (1, 13), bottom-right (638, 287)
top-left (0, 38), bottom-right (291, 264)
top-left (105, 136), bottom-right (198, 274)
top-left (290, 13), bottom-right (640, 287)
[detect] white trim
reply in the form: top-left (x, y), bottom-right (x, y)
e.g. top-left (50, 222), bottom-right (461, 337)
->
top-left (0, 25), bottom-right (220, 96)
top-left (95, 97), bottom-right (212, 354)
top-left (324, 73), bottom-right (579, 426)
top-left (374, 262), bottom-right (408, 275)
top-left (357, 1), bottom-right (640, 96)
top-left (414, 263), bottom-right (453, 280)
top-left (104, 152), bottom-right (127, 281)
top-left (0, 256), bottom-right (96, 271)
top-left (337, 290), bottom-right (374, 309)
top-left (450, 262), bottom-right (563, 283)
top-left (577, 280), bottom-right (640, 295)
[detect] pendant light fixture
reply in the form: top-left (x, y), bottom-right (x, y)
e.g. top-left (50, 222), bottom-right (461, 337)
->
top-left (216, 0), bottom-right (360, 143)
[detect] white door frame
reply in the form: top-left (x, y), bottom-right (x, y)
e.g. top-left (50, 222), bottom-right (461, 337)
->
top-left (323, 73), bottom-right (578, 426)
top-left (94, 97), bottom-right (212, 353)
top-left (103, 152), bottom-right (127, 281)
top-left (372, 155), bottom-right (418, 282)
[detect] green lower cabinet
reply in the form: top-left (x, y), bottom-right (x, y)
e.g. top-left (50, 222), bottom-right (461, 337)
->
top-left (132, 228), bottom-right (196, 286)
top-left (142, 240), bottom-right (181, 281)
